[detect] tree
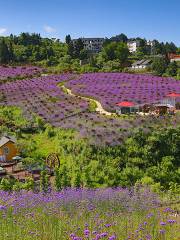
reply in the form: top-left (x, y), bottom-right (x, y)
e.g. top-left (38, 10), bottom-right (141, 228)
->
top-left (110, 33), bottom-right (128, 43)
top-left (8, 42), bottom-right (14, 62)
top-left (0, 39), bottom-right (10, 63)
top-left (164, 42), bottom-right (177, 54)
top-left (73, 171), bottom-right (82, 188)
top-left (40, 170), bottom-right (49, 192)
top-left (102, 42), bottom-right (129, 64)
top-left (151, 57), bottom-right (168, 76)
top-left (115, 42), bottom-right (129, 63)
top-left (73, 38), bottom-right (84, 58)
top-left (65, 35), bottom-right (71, 45)
top-left (67, 41), bottom-right (75, 58)
top-left (55, 167), bottom-right (62, 191)
top-left (61, 165), bottom-right (71, 188)
top-left (165, 61), bottom-right (178, 76)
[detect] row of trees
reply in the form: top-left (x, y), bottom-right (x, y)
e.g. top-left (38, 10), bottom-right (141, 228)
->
top-left (151, 57), bottom-right (179, 77)
top-left (0, 32), bottom-right (179, 70)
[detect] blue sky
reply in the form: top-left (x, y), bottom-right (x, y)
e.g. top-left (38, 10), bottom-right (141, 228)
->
top-left (0, 0), bottom-right (179, 45)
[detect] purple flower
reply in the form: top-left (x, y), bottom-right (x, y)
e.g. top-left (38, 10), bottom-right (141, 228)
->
top-left (159, 229), bottom-right (165, 234)
top-left (109, 235), bottom-right (116, 240)
top-left (100, 232), bottom-right (108, 237)
top-left (84, 229), bottom-right (90, 235)
top-left (160, 222), bottom-right (166, 226)
top-left (0, 205), bottom-right (6, 211)
top-left (167, 219), bottom-right (176, 224)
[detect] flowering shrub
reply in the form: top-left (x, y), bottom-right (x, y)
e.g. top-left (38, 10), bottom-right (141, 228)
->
top-left (0, 74), bottom-right (89, 123)
top-left (0, 66), bottom-right (43, 80)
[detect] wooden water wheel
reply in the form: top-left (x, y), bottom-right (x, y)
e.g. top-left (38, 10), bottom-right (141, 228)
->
top-left (46, 153), bottom-right (60, 170)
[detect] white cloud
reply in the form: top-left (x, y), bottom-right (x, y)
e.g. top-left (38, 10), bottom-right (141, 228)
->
top-left (43, 25), bottom-right (56, 33)
top-left (0, 28), bottom-right (7, 35)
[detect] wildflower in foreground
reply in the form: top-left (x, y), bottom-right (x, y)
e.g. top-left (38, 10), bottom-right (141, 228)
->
top-left (0, 205), bottom-right (6, 210)
top-left (167, 219), bottom-right (176, 224)
top-left (109, 235), bottom-right (116, 240)
top-left (159, 229), bottom-right (165, 234)
top-left (160, 221), bottom-right (166, 226)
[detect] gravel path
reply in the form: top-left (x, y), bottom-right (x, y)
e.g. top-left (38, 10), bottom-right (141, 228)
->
top-left (62, 85), bottom-right (113, 116)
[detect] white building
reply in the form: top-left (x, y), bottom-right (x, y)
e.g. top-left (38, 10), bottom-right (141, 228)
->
top-left (131, 59), bottom-right (152, 69)
top-left (72, 38), bottom-right (105, 53)
top-left (127, 40), bottom-right (140, 53)
top-left (128, 40), bottom-right (155, 54)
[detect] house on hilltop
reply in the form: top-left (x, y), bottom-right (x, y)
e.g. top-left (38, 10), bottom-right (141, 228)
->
top-left (0, 136), bottom-right (18, 162)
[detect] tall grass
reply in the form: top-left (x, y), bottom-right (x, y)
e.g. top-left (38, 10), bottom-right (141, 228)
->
top-left (0, 188), bottom-right (179, 240)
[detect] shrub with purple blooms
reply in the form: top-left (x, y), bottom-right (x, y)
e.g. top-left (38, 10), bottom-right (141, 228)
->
top-left (0, 66), bottom-right (43, 81)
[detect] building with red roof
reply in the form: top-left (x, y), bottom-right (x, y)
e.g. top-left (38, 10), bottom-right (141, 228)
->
top-left (161, 92), bottom-right (180, 108)
top-left (168, 53), bottom-right (180, 62)
top-left (116, 101), bottom-right (139, 114)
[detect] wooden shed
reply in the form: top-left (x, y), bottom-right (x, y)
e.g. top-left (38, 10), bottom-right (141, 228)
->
top-left (0, 136), bottom-right (18, 162)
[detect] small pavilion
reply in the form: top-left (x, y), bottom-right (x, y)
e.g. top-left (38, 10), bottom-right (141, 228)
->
top-left (116, 101), bottom-right (139, 114)
top-left (161, 93), bottom-right (180, 108)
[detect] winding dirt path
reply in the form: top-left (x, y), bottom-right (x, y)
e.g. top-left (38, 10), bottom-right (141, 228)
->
top-left (62, 85), bottom-right (114, 116)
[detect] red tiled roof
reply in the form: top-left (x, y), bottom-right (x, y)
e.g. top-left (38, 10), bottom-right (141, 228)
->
top-left (116, 101), bottom-right (135, 107)
top-left (166, 93), bottom-right (180, 97)
top-left (168, 53), bottom-right (180, 59)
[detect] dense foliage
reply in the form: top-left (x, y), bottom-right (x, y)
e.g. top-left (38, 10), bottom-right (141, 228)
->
top-left (0, 106), bottom-right (180, 191)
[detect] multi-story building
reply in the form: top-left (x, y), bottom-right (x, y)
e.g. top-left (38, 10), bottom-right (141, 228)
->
top-left (127, 40), bottom-right (140, 53)
top-left (127, 40), bottom-right (155, 54)
top-left (72, 38), bottom-right (105, 53)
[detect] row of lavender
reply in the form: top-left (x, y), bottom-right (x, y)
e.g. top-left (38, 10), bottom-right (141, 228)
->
top-left (0, 188), bottom-right (179, 239)
top-left (0, 65), bottom-right (43, 81)
top-left (65, 73), bottom-right (180, 111)
top-left (0, 74), bottom-right (89, 122)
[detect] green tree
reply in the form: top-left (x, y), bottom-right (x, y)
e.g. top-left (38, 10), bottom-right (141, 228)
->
top-left (74, 38), bottom-right (84, 58)
top-left (55, 167), bottom-right (62, 191)
top-left (151, 57), bottom-right (168, 76)
top-left (102, 42), bottom-right (129, 64)
top-left (165, 61), bottom-right (178, 76)
top-left (61, 165), bottom-right (71, 188)
top-left (0, 39), bottom-right (10, 63)
top-left (65, 35), bottom-right (71, 45)
top-left (110, 33), bottom-right (128, 43)
top-left (73, 171), bottom-right (82, 188)
top-left (40, 170), bottom-right (49, 192)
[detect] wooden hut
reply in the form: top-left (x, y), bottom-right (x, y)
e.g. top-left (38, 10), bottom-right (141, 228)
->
top-left (0, 136), bottom-right (18, 162)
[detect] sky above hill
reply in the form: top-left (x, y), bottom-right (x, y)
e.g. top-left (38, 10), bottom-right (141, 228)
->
top-left (0, 0), bottom-right (179, 45)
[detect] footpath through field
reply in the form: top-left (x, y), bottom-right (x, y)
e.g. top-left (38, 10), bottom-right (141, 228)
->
top-left (62, 85), bottom-right (113, 116)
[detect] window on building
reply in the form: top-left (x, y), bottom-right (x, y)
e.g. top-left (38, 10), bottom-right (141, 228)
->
top-left (3, 146), bottom-right (9, 155)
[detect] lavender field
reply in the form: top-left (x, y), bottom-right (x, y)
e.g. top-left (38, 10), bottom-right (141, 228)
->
top-left (0, 66), bottom-right (43, 82)
top-left (65, 73), bottom-right (180, 111)
top-left (0, 72), bottom-right (180, 145)
top-left (0, 188), bottom-right (179, 240)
